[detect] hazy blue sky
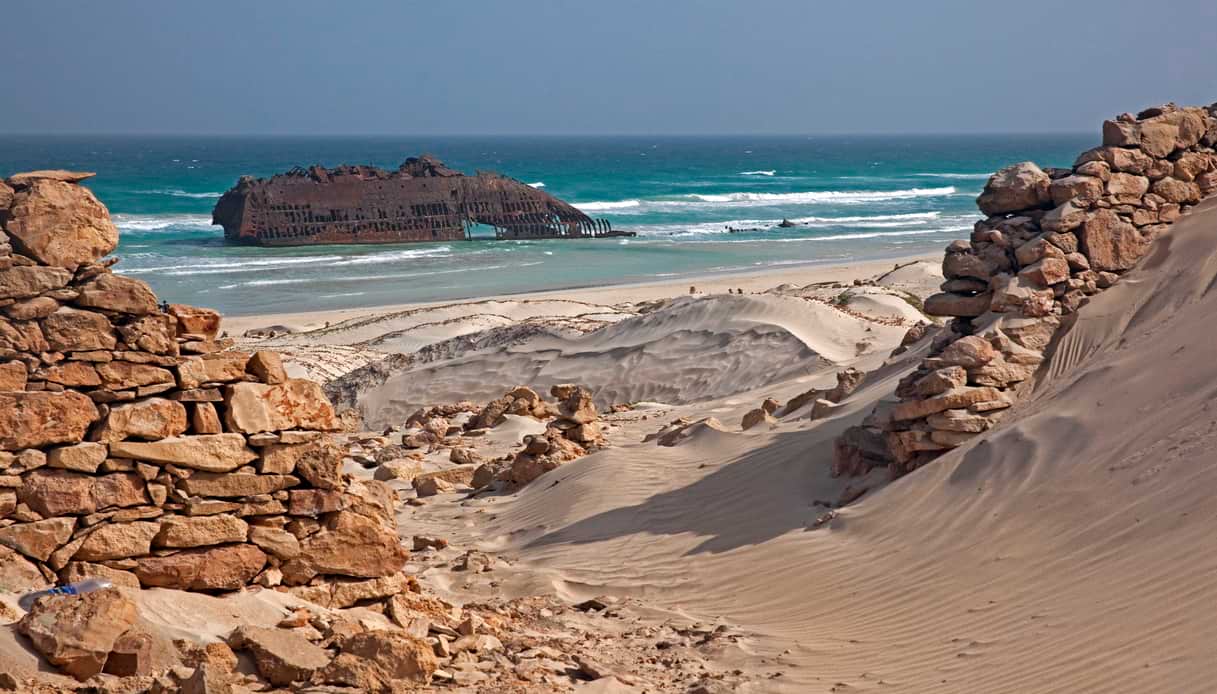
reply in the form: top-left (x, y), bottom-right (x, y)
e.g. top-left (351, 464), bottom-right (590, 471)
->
top-left (2, 0), bottom-right (1214, 135)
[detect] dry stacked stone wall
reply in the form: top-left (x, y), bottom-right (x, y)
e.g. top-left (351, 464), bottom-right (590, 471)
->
top-left (835, 102), bottom-right (1217, 478)
top-left (0, 170), bottom-right (406, 594)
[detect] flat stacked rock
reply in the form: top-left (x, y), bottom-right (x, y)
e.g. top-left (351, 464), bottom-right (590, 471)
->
top-left (836, 102), bottom-right (1217, 478)
top-left (0, 171), bottom-right (407, 593)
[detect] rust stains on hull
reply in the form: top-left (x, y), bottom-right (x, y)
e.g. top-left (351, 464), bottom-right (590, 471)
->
top-left (211, 155), bottom-right (629, 246)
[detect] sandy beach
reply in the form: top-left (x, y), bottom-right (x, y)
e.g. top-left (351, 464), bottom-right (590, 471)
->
top-left (223, 253), bottom-right (937, 336)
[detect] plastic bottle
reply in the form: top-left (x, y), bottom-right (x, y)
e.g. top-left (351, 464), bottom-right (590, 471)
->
top-left (18, 578), bottom-right (113, 611)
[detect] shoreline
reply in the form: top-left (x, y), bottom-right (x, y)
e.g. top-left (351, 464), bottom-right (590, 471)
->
top-left (223, 251), bottom-right (938, 334)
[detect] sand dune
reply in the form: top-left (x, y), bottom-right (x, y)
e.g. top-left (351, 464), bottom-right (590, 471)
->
top-left (359, 292), bottom-right (915, 428)
top-left (398, 200), bottom-right (1217, 692)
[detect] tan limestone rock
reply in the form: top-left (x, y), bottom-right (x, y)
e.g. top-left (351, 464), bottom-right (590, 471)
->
top-left (73, 273), bottom-right (159, 315)
top-left (229, 625), bottom-right (331, 686)
top-left (936, 335), bottom-right (997, 368)
top-left (1018, 257), bottom-right (1070, 287)
top-left (282, 510), bottom-right (408, 583)
top-left (0, 517), bottom-right (75, 561)
top-left (0, 265), bottom-right (72, 300)
top-left (17, 587), bottom-right (136, 681)
top-left (176, 352), bottom-right (248, 389)
top-left (977, 162), bottom-right (1051, 215)
top-left (42, 307), bottom-right (117, 352)
top-left (0, 390), bottom-right (98, 451)
top-left (135, 543), bottom-right (266, 590)
top-left (38, 361), bottom-right (101, 387)
top-left (167, 304), bottom-right (222, 340)
top-left (913, 366), bottom-right (967, 397)
top-left (0, 360), bottom-right (27, 390)
top-left (154, 514), bottom-right (248, 548)
top-left (73, 520), bottom-right (161, 561)
top-left (1079, 209), bottom-right (1148, 272)
top-left (108, 434), bottom-right (257, 472)
top-left (328, 630), bottom-right (437, 685)
top-left (248, 526), bottom-right (301, 560)
top-left (178, 471), bottom-right (299, 498)
top-left (0, 318), bottom-right (49, 353)
top-left (96, 360), bottom-right (175, 390)
top-left (247, 351), bottom-right (287, 385)
top-left (92, 397), bottom-right (188, 443)
top-left (191, 402), bottom-right (223, 434)
top-left (889, 386), bottom-right (1004, 422)
top-left (4, 179), bottom-right (118, 270)
top-left (0, 544), bottom-right (51, 592)
top-left (740, 408), bottom-right (777, 430)
top-left (47, 442), bottom-right (108, 473)
top-left (116, 312), bottom-right (179, 355)
top-left (923, 291), bottom-right (992, 318)
top-left (223, 379), bottom-right (339, 434)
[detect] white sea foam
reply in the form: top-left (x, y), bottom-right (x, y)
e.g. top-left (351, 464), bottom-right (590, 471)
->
top-left (574, 200), bottom-right (642, 211)
top-left (330, 246), bottom-right (453, 266)
top-left (527, 182), bottom-right (545, 188)
top-left (683, 186), bottom-right (956, 204)
top-left (112, 214), bottom-right (214, 231)
top-left (574, 187), bottom-right (956, 214)
top-left (135, 188), bottom-right (224, 199)
top-left (912, 173), bottom-right (990, 180)
top-left (739, 170), bottom-right (776, 176)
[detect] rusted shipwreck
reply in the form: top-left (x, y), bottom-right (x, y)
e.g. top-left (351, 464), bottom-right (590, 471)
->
top-left (212, 155), bottom-right (629, 246)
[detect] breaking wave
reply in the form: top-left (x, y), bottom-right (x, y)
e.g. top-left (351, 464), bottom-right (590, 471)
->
top-left (112, 213), bottom-right (214, 231)
top-left (912, 173), bottom-right (990, 180)
top-left (134, 188), bottom-right (224, 199)
top-left (575, 199), bottom-right (642, 211)
top-left (683, 186), bottom-right (956, 203)
top-left (739, 170), bottom-right (776, 176)
top-left (574, 187), bottom-right (956, 214)
top-left (527, 182), bottom-right (545, 188)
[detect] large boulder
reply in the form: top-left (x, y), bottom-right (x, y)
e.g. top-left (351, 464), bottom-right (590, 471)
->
top-left (0, 390), bottom-right (98, 451)
top-left (1138, 108), bottom-right (1208, 157)
top-left (73, 273), bottom-right (159, 315)
top-left (229, 625), bottom-right (331, 686)
top-left (4, 178), bottom-right (118, 270)
top-left (17, 587), bottom-right (137, 681)
top-left (1079, 210), bottom-right (1148, 272)
top-left (977, 162), bottom-right (1051, 215)
top-left (176, 352), bottom-right (250, 390)
top-left (281, 510), bottom-right (408, 583)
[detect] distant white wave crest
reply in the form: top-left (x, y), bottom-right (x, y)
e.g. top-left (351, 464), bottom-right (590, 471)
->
top-left (739, 170), bottom-right (776, 176)
top-left (574, 187), bottom-right (955, 214)
top-left (575, 199), bottom-right (642, 211)
top-left (112, 214), bottom-right (213, 231)
top-left (135, 188), bottom-right (224, 199)
top-left (684, 186), bottom-right (956, 204)
top-left (912, 173), bottom-right (990, 180)
top-left (527, 182), bottom-right (545, 188)
top-left (127, 246), bottom-right (454, 277)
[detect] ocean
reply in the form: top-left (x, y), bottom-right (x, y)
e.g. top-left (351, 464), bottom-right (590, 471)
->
top-left (0, 134), bottom-right (1092, 316)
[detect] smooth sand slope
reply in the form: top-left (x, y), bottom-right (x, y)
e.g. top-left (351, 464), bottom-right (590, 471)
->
top-left (397, 198), bottom-right (1217, 692)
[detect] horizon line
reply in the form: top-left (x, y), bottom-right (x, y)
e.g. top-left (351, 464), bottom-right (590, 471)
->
top-left (0, 130), bottom-right (1096, 139)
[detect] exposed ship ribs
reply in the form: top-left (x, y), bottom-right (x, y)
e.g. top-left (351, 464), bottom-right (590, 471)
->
top-left (211, 155), bottom-right (629, 246)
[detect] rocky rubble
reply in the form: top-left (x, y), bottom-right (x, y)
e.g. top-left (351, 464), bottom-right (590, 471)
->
top-left (0, 171), bottom-right (414, 673)
top-left (358, 383), bottom-right (607, 494)
top-left (835, 102), bottom-right (1217, 478)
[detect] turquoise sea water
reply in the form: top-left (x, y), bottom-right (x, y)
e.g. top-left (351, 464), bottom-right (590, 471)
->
top-left (0, 135), bottom-right (1092, 315)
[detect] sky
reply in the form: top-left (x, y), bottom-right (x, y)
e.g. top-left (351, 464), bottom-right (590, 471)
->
top-left (1, 0), bottom-right (1214, 136)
